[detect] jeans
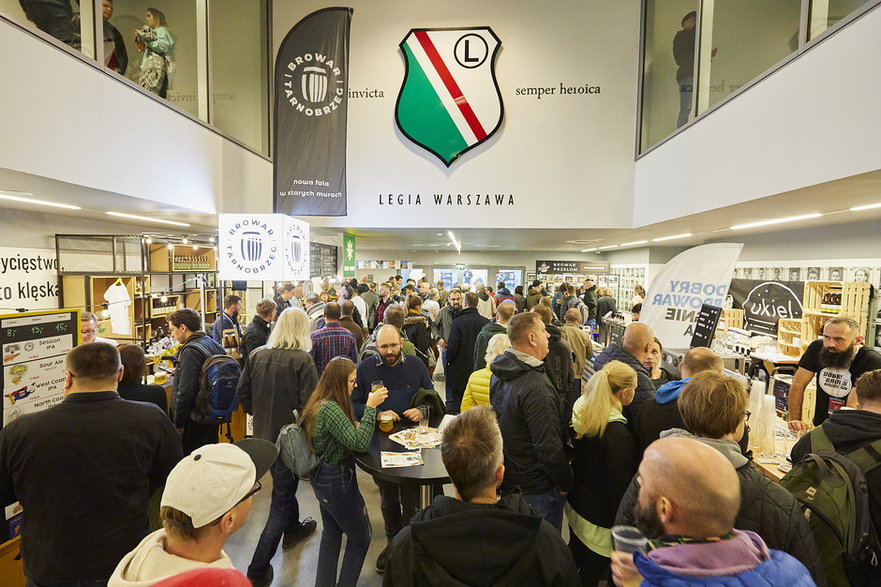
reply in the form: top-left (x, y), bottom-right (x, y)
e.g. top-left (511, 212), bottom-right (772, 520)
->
top-left (677, 76), bottom-right (693, 128)
top-left (311, 460), bottom-right (372, 587)
top-left (522, 489), bottom-right (567, 531)
top-left (247, 457), bottom-right (301, 578)
top-left (374, 478), bottom-right (419, 541)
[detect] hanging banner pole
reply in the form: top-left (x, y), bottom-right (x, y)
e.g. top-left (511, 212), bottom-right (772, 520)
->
top-left (274, 7), bottom-right (353, 216)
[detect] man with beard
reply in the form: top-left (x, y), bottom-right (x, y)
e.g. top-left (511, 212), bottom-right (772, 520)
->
top-left (432, 288), bottom-right (463, 380)
top-left (352, 324), bottom-right (434, 573)
top-left (446, 292), bottom-right (490, 414)
top-left (788, 317), bottom-right (881, 431)
top-left (610, 437), bottom-right (813, 586)
top-left (212, 294), bottom-right (243, 344)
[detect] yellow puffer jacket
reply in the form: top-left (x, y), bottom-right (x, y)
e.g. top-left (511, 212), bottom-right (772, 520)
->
top-left (461, 366), bottom-right (492, 411)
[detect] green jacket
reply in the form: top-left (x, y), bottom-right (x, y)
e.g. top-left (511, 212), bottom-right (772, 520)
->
top-left (473, 322), bottom-right (507, 370)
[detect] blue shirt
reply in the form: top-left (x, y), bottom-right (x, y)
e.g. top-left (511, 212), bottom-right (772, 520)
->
top-left (353, 354), bottom-right (433, 418)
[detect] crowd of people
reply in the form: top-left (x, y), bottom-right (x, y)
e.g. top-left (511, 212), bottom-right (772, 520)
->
top-left (5, 273), bottom-right (881, 586)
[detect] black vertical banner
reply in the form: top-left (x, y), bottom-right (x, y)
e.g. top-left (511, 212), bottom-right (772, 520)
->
top-left (274, 8), bottom-right (352, 216)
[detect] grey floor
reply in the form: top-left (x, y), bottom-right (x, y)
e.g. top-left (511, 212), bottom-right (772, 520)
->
top-left (224, 368), bottom-right (573, 586)
top-left (225, 371), bottom-right (451, 586)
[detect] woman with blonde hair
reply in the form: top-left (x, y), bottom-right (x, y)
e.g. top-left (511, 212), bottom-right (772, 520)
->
top-left (300, 357), bottom-right (387, 586)
top-left (236, 307), bottom-right (318, 584)
top-left (566, 360), bottom-right (637, 586)
top-left (461, 333), bottom-right (510, 410)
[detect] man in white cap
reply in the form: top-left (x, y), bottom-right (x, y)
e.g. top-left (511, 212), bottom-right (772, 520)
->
top-left (109, 439), bottom-right (278, 586)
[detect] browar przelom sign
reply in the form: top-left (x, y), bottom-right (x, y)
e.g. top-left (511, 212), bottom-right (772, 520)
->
top-left (395, 27), bottom-right (503, 167)
top-left (274, 7), bottom-right (352, 216)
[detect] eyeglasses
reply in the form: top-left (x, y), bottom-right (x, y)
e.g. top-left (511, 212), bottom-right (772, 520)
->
top-left (236, 480), bottom-right (262, 506)
top-left (81, 329), bottom-right (96, 334)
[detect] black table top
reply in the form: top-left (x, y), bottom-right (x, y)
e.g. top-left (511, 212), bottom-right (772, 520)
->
top-left (354, 414), bottom-right (450, 486)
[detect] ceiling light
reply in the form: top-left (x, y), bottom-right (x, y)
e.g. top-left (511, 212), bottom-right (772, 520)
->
top-left (209, 236), bottom-right (215, 243)
top-left (598, 244), bottom-right (618, 250)
top-left (581, 247), bottom-right (598, 252)
top-left (620, 240), bottom-right (648, 247)
top-left (192, 244), bottom-right (198, 250)
top-left (730, 213), bottom-right (821, 230)
top-left (652, 233), bottom-right (693, 242)
top-left (850, 203), bottom-right (881, 211)
top-left (181, 237), bottom-right (189, 245)
top-left (144, 237), bottom-right (153, 245)
top-left (105, 211), bottom-right (191, 227)
top-left (0, 193), bottom-right (82, 210)
top-left (167, 242), bottom-right (174, 250)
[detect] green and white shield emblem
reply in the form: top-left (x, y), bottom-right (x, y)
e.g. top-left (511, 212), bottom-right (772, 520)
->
top-left (395, 27), bottom-right (503, 167)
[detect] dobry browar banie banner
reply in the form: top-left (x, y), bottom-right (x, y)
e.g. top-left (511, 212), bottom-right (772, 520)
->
top-left (274, 7), bottom-right (352, 216)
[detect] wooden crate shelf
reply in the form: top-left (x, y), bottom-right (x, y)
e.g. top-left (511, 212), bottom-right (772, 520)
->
top-left (776, 318), bottom-right (804, 357)
top-left (800, 281), bottom-right (871, 346)
top-left (720, 308), bottom-right (744, 330)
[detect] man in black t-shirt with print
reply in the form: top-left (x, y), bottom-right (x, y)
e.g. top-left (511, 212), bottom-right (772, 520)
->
top-left (788, 316), bottom-right (881, 430)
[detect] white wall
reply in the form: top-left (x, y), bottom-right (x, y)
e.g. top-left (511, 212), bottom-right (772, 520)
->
top-left (634, 4), bottom-right (881, 227)
top-left (273, 0), bottom-right (640, 230)
top-left (0, 16), bottom-right (273, 215)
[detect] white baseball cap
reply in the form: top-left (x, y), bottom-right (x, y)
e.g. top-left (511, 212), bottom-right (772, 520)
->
top-left (161, 439), bottom-right (278, 528)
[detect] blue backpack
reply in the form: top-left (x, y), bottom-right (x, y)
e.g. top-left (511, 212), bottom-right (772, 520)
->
top-left (191, 354), bottom-right (241, 425)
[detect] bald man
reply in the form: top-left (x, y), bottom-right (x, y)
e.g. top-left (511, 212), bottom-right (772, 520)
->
top-left (633, 346), bottom-right (724, 456)
top-left (592, 322), bottom-right (657, 410)
top-left (611, 437), bottom-right (813, 586)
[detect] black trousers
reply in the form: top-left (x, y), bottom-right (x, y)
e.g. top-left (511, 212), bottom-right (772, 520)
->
top-left (22, 1), bottom-right (80, 49)
top-left (569, 533), bottom-right (611, 587)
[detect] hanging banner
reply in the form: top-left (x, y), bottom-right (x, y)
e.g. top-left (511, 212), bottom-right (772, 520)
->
top-left (274, 7), bottom-right (353, 216)
top-left (641, 244), bottom-right (743, 348)
top-left (729, 279), bottom-right (804, 336)
top-left (282, 216), bottom-right (310, 281)
top-left (342, 233), bottom-right (356, 278)
top-left (218, 214), bottom-right (285, 281)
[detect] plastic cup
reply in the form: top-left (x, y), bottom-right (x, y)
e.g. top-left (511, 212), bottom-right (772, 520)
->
top-left (371, 380), bottom-right (384, 392)
top-left (418, 405), bottom-right (429, 432)
top-left (611, 525), bottom-right (647, 554)
top-left (379, 412), bottom-right (394, 433)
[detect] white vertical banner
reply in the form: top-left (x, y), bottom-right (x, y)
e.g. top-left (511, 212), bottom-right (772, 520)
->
top-left (641, 244), bottom-right (743, 348)
top-left (218, 214), bottom-right (285, 281)
top-left (282, 216), bottom-right (310, 281)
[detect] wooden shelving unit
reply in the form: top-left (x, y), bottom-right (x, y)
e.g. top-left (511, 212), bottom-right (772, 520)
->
top-left (776, 318), bottom-right (804, 357)
top-left (800, 281), bottom-right (871, 347)
top-left (56, 235), bottom-right (219, 345)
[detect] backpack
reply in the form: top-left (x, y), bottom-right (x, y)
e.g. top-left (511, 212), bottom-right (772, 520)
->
top-left (780, 427), bottom-right (881, 587)
top-left (276, 410), bottom-right (320, 477)
top-left (577, 300), bottom-right (590, 325)
top-left (190, 354), bottom-right (241, 426)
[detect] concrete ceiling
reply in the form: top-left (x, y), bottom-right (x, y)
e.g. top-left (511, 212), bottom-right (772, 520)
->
top-left (2, 167), bottom-right (881, 253)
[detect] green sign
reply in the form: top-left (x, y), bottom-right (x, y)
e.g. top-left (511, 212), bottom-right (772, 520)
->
top-left (343, 233), bottom-right (356, 278)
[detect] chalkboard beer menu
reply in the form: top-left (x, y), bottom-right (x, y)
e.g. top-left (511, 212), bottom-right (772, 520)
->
top-left (309, 242), bottom-right (338, 278)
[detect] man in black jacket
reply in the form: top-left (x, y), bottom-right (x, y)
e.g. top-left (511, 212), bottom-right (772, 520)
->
top-left (580, 278), bottom-right (599, 332)
top-left (592, 322), bottom-right (656, 416)
top-left (446, 292), bottom-right (490, 414)
top-left (490, 312), bottom-right (573, 530)
top-left (791, 368), bottom-right (881, 585)
top-left (168, 308), bottom-right (226, 454)
top-left (617, 371), bottom-right (824, 584)
top-left (531, 304), bottom-right (574, 407)
top-left (0, 342), bottom-right (181, 585)
top-left (384, 406), bottom-right (578, 586)
top-left (241, 298), bottom-right (276, 361)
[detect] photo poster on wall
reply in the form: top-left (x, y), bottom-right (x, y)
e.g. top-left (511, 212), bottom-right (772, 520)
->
top-left (0, 309), bottom-right (81, 542)
top-left (728, 280), bottom-right (805, 337)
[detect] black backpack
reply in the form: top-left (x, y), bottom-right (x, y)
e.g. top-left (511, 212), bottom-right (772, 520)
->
top-left (781, 427), bottom-right (881, 586)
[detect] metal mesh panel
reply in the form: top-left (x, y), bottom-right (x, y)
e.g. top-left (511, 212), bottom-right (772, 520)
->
top-left (56, 235), bottom-right (144, 274)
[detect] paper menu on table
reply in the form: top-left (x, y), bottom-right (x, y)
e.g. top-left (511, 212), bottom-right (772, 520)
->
top-left (389, 428), bottom-right (442, 450)
top-left (381, 451), bottom-right (423, 468)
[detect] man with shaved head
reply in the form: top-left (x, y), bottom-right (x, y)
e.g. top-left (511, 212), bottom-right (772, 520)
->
top-left (592, 322), bottom-right (657, 415)
top-left (633, 346), bottom-right (724, 456)
top-left (351, 323), bottom-right (434, 573)
top-left (611, 437), bottom-right (813, 586)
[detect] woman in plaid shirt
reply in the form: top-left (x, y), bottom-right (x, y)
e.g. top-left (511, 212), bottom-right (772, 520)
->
top-left (301, 357), bottom-right (388, 586)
